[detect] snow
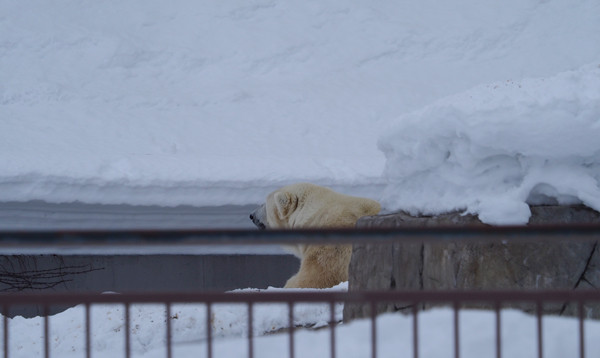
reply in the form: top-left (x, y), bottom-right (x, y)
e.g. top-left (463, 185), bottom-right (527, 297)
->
top-left (379, 64), bottom-right (600, 224)
top-left (5, 282), bottom-right (600, 358)
top-left (2, 1), bottom-right (600, 354)
top-left (1, 0), bottom-right (600, 224)
top-left (6, 284), bottom-right (347, 358)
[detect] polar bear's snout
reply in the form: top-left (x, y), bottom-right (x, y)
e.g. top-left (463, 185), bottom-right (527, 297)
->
top-left (250, 204), bottom-right (267, 230)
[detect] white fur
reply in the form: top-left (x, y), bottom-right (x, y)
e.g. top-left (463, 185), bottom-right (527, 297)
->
top-left (264, 183), bottom-right (381, 288)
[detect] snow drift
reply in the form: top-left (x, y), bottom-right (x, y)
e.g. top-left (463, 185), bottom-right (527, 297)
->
top-left (379, 64), bottom-right (600, 224)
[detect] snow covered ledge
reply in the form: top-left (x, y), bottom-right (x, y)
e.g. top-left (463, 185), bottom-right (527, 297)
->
top-left (345, 205), bottom-right (600, 321)
top-left (345, 64), bottom-right (600, 321)
top-left (377, 64), bottom-right (600, 226)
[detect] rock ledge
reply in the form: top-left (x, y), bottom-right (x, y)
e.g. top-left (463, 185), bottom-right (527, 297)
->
top-left (345, 205), bottom-right (600, 320)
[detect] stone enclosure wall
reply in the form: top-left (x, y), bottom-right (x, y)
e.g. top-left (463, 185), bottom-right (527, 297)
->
top-left (344, 205), bottom-right (600, 320)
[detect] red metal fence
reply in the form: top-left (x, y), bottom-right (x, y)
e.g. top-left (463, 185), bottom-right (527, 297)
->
top-left (0, 226), bottom-right (599, 358)
top-left (0, 289), bottom-right (598, 358)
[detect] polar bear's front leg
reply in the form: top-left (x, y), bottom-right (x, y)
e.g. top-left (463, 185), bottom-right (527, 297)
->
top-left (284, 245), bottom-right (352, 289)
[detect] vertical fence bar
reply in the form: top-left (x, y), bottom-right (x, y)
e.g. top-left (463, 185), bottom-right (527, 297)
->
top-left (206, 303), bottom-right (213, 358)
top-left (125, 303), bottom-right (131, 358)
top-left (413, 305), bottom-right (419, 358)
top-left (329, 301), bottom-right (336, 358)
top-left (85, 303), bottom-right (91, 358)
top-left (248, 302), bottom-right (254, 358)
top-left (453, 302), bottom-right (460, 358)
top-left (579, 301), bottom-right (585, 358)
top-left (370, 301), bottom-right (377, 358)
top-left (536, 302), bottom-right (543, 358)
top-left (166, 303), bottom-right (172, 358)
top-left (288, 302), bottom-right (294, 358)
top-left (43, 305), bottom-right (49, 358)
top-left (495, 303), bottom-right (501, 358)
top-left (3, 306), bottom-right (8, 358)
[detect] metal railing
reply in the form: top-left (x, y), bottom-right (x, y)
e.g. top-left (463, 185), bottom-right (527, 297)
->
top-left (2, 224), bottom-right (600, 245)
top-left (0, 225), bottom-right (598, 358)
top-left (0, 289), bottom-right (598, 358)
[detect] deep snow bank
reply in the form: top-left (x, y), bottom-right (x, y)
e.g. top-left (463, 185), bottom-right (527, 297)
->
top-left (379, 64), bottom-right (600, 224)
top-left (1, 0), bottom-right (600, 207)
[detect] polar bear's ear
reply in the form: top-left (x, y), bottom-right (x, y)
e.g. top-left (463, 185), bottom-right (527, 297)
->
top-left (274, 191), bottom-right (298, 219)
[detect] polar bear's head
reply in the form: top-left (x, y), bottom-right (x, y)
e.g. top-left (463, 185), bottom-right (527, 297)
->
top-left (250, 183), bottom-right (381, 230)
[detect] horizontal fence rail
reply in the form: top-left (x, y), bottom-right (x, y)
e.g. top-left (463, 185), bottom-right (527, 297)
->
top-left (1, 224), bottom-right (600, 246)
top-left (1, 289), bottom-right (599, 306)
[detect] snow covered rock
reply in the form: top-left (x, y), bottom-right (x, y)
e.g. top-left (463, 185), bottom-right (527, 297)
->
top-left (378, 64), bottom-right (600, 225)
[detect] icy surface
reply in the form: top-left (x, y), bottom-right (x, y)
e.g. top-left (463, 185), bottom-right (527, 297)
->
top-left (1, 0), bottom-right (600, 223)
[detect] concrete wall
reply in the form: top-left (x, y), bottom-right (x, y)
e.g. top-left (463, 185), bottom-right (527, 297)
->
top-left (0, 253), bottom-right (298, 317)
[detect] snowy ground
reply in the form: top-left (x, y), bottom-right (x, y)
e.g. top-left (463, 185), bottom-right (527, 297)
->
top-left (1, 0), bottom-right (600, 224)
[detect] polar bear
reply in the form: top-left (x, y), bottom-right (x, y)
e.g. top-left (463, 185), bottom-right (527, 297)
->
top-left (249, 183), bottom-right (381, 288)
